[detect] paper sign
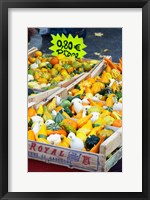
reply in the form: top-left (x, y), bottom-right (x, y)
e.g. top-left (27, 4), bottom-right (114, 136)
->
top-left (49, 33), bottom-right (87, 59)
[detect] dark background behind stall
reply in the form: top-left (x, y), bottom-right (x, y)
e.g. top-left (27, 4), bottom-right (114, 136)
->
top-left (29, 28), bottom-right (122, 62)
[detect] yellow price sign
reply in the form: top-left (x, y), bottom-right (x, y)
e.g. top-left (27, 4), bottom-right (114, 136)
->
top-left (49, 33), bottom-right (87, 59)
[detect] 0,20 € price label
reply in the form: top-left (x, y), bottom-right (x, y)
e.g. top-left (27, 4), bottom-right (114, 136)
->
top-left (49, 34), bottom-right (87, 59)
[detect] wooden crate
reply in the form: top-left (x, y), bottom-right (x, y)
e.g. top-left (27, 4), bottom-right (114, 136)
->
top-left (65, 58), bottom-right (108, 92)
top-left (57, 73), bottom-right (84, 88)
top-left (28, 128), bottom-right (122, 172)
top-left (28, 141), bottom-right (106, 172)
top-left (28, 87), bottom-right (122, 172)
top-left (28, 55), bottom-right (122, 171)
top-left (28, 47), bottom-right (103, 89)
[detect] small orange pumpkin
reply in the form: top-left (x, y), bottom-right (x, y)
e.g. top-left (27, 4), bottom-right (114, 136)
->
top-left (28, 130), bottom-right (35, 141)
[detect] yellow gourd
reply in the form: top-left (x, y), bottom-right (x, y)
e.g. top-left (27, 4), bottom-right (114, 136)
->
top-left (77, 114), bottom-right (93, 128)
top-left (28, 130), bottom-right (35, 141)
top-left (100, 110), bottom-right (111, 118)
top-left (88, 125), bottom-right (104, 136)
top-left (57, 135), bottom-right (71, 148)
top-left (105, 94), bottom-right (116, 107)
top-left (36, 138), bottom-right (50, 144)
top-left (85, 87), bottom-right (93, 95)
top-left (37, 104), bottom-right (44, 116)
top-left (47, 97), bottom-right (57, 112)
top-left (35, 123), bottom-right (47, 141)
top-left (76, 120), bottom-right (93, 136)
top-left (111, 69), bottom-right (120, 79)
top-left (62, 111), bottom-right (70, 119)
top-left (91, 82), bottom-right (102, 95)
top-left (76, 132), bottom-right (87, 143)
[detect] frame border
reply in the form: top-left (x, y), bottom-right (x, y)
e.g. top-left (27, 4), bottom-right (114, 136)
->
top-left (0, 0), bottom-right (149, 199)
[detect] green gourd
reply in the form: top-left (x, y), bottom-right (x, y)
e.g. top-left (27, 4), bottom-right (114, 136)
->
top-left (85, 135), bottom-right (100, 150)
top-left (54, 112), bottom-right (65, 124)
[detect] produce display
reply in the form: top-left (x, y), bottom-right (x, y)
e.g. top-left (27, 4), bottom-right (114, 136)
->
top-left (28, 50), bottom-right (99, 91)
top-left (28, 57), bottom-right (122, 155)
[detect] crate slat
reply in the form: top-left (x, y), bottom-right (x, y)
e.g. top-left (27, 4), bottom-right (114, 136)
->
top-left (105, 147), bottom-right (122, 172)
top-left (66, 72), bottom-right (91, 91)
top-left (100, 128), bottom-right (122, 157)
top-left (28, 47), bottom-right (38, 57)
top-left (90, 56), bottom-right (111, 78)
top-left (28, 87), bottom-right (61, 104)
top-left (58, 74), bottom-right (83, 88)
top-left (35, 88), bottom-right (67, 109)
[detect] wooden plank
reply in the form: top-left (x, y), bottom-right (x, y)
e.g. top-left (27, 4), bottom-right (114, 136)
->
top-left (28, 140), bottom-right (105, 172)
top-left (90, 60), bottom-right (105, 78)
top-left (58, 74), bottom-right (83, 88)
top-left (35, 88), bottom-right (67, 109)
top-left (105, 125), bottom-right (119, 132)
top-left (105, 147), bottom-right (122, 172)
top-left (28, 101), bottom-right (36, 108)
top-left (66, 72), bottom-right (91, 91)
top-left (28, 47), bottom-right (38, 57)
top-left (28, 87), bottom-right (60, 104)
top-left (90, 56), bottom-right (111, 78)
top-left (100, 128), bottom-right (122, 157)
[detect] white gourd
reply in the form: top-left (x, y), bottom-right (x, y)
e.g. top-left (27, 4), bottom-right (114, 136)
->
top-left (31, 122), bottom-right (41, 134)
top-left (113, 102), bottom-right (122, 111)
top-left (82, 98), bottom-right (90, 104)
top-left (90, 112), bottom-right (100, 123)
top-left (73, 101), bottom-right (83, 114)
top-left (55, 95), bottom-right (61, 106)
top-left (45, 120), bottom-right (55, 127)
top-left (68, 132), bottom-right (84, 150)
top-left (31, 115), bottom-right (44, 123)
top-left (47, 134), bottom-right (61, 145)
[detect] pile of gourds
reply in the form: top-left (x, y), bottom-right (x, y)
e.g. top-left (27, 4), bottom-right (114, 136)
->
top-left (28, 57), bottom-right (122, 154)
top-left (28, 51), bottom-right (99, 91)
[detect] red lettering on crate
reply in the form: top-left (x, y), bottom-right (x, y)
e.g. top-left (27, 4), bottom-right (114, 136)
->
top-left (38, 146), bottom-right (43, 152)
top-left (29, 142), bottom-right (36, 151)
top-left (51, 149), bottom-right (57, 155)
top-left (59, 151), bottom-right (64, 157)
top-left (44, 147), bottom-right (50, 153)
top-left (82, 155), bottom-right (91, 165)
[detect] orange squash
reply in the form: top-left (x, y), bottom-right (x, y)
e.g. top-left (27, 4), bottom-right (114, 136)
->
top-left (90, 136), bottom-right (104, 153)
top-left (86, 77), bottom-right (95, 84)
top-left (70, 104), bottom-right (76, 114)
top-left (28, 107), bottom-right (37, 117)
top-left (85, 86), bottom-right (93, 95)
top-left (104, 57), bottom-right (118, 70)
top-left (28, 130), bottom-right (35, 141)
top-left (74, 110), bottom-right (83, 119)
top-left (55, 106), bottom-right (63, 112)
top-left (105, 94), bottom-right (116, 107)
top-left (106, 64), bottom-right (112, 73)
top-left (71, 89), bottom-right (79, 96)
top-left (62, 119), bottom-right (78, 129)
top-left (77, 113), bottom-right (93, 128)
top-left (112, 119), bottom-right (122, 127)
top-left (87, 98), bottom-right (98, 106)
top-left (47, 129), bottom-right (67, 136)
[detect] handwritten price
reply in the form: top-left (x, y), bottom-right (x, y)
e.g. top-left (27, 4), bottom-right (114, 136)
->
top-left (50, 34), bottom-right (87, 59)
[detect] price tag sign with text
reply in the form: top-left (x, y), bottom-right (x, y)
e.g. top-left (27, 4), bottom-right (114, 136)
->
top-left (49, 34), bottom-right (87, 59)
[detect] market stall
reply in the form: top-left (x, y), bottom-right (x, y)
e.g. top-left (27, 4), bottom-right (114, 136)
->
top-left (28, 47), bottom-right (122, 172)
